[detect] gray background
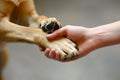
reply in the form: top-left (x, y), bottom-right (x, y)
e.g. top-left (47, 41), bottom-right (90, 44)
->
top-left (4, 0), bottom-right (120, 80)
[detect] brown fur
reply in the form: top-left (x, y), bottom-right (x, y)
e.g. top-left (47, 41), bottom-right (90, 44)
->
top-left (0, 0), bottom-right (78, 79)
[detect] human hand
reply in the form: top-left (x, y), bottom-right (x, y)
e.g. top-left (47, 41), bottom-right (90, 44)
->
top-left (40, 22), bottom-right (120, 62)
top-left (39, 25), bottom-right (97, 62)
top-left (40, 25), bottom-right (98, 62)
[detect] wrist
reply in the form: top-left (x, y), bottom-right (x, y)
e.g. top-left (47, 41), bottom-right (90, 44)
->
top-left (87, 22), bottom-right (120, 48)
top-left (85, 27), bottom-right (107, 48)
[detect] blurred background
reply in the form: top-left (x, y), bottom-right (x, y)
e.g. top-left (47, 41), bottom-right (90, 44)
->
top-left (4, 0), bottom-right (120, 80)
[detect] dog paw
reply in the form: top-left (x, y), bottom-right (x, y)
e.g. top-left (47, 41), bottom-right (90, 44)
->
top-left (46, 38), bottom-right (79, 61)
top-left (39, 17), bottom-right (62, 33)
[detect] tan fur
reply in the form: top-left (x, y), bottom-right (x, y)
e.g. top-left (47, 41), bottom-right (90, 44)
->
top-left (0, 0), bottom-right (78, 79)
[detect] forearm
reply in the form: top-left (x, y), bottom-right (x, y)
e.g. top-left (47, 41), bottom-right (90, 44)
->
top-left (0, 18), bottom-right (48, 46)
top-left (88, 21), bottom-right (120, 48)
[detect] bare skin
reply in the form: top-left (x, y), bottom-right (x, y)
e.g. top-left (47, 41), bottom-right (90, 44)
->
top-left (40, 21), bottom-right (120, 62)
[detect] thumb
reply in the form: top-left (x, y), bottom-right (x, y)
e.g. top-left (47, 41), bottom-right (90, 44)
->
top-left (46, 27), bottom-right (67, 40)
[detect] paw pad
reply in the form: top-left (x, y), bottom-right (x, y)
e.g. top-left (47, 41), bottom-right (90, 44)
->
top-left (41, 22), bottom-right (61, 33)
top-left (40, 18), bottom-right (62, 33)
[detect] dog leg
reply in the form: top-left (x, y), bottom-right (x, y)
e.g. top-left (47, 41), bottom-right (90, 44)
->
top-left (0, 74), bottom-right (2, 80)
top-left (15, 0), bottom-right (79, 60)
top-left (16, 0), bottom-right (61, 33)
top-left (0, 42), bottom-right (8, 80)
top-left (0, 17), bottom-right (78, 60)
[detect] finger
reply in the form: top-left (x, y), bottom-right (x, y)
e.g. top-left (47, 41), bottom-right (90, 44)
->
top-left (55, 51), bottom-right (61, 60)
top-left (44, 48), bottom-right (51, 58)
top-left (39, 47), bottom-right (45, 51)
top-left (47, 27), bottom-right (67, 40)
top-left (49, 49), bottom-right (56, 58)
top-left (49, 49), bottom-right (61, 61)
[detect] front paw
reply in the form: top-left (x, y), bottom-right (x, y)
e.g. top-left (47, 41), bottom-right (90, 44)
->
top-left (46, 38), bottom-right (79, 61)
top-left (40, 18), bottom-right (62, 33)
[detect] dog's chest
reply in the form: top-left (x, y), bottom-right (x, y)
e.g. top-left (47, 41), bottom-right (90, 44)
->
top-left (8, 0), bottom-right (21, 6)
top-left (0, 0), bottom-right (26, 7)
top-left (0, 0), bottom-right (25, 18)
top-left (0, 0), bottom-right (15, 14)
top-left (0, 1), bottom-right (5, 13)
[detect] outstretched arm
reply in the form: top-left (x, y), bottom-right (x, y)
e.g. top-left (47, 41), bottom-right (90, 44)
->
top-left (40, 21), bottom-right (120, 62)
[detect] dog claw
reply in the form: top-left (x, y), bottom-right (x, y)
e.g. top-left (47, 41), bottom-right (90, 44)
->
top-left (61, 55), bottom-right (67, 60)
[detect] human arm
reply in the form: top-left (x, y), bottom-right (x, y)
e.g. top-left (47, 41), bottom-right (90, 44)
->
top-left (40, 21), bottom-right (120, 62)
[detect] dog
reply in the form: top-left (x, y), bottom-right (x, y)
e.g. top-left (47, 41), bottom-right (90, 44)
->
top-left (0, 0), bottom-right (78, 80)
